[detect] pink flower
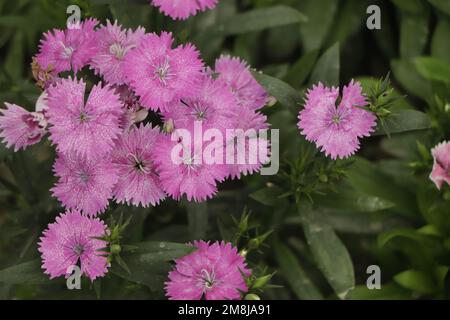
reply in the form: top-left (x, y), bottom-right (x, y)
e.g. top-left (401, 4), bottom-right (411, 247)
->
top-left (162, 76), bottom-right (238, 134)
top-left (151, 0), bottom-right (218, 20)
top-left (0, 103), bottom-right (47, 151)
top-left (46, 77), bottom-right (123, 159)
top-left (123, 32), bottom-right (204, 112)
top-left (51, 152), bottom-right (119, 216)
top-left (90, 20), bottom-right (145, 85)
top-left (214, 55), bottom-right (268, 110)
top-left (227, 108), bottom-right (270, 179)
top-left (112, 124), bottom-right (166, 207)
top-left (165, 241), bottom-right (250, 300)
top-left (298, 81), bottom-right (376, 160)
top-left (36, 18), bottom-right (99, 73)
top-left (430, 141), bottom-right (450, 190)
top-left (38, 210), bottom-right (109, 281)
top-left (154, 132), bottom-right (228, 202)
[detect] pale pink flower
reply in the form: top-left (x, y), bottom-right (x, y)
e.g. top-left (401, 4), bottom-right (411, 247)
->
top-left (123, 32), bottom-right (204, 112)
top-left (90, 20), bottom-right (145, 85)
top-left (36, 18), bottom-right (99, 73)
top-left (0, 103), bottom-right (47, 151)
top-left (38, 210), bottom-right (109, 281)
top-left (298, 81), bottom-right (376, 160)
top-left (151, 0), bottom-right (218, 20)
top-left (165, 241), bottom-right (250, 300)
top-left (112, 124), bottom-right (165, 207)
top-left (430, 141), bottom-right (450, 190)
top-left (46, 77), bottom-right (123, 159)
top-left (214, 55), bottom-right (268, 110)
top-left (51, 152), bottom-right (119, 216)
top-left (154, 133), bottom-right (228, 202)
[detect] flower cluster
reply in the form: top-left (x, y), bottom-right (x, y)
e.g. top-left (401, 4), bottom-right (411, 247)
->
top-left (165, 241), bottom-right (250, 300)
top-left (0, 20), bottom-right (270, 215)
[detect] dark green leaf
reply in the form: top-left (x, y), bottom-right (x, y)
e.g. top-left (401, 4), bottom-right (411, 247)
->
top-left (299, 203), bottom-right (355, 299)
top-left (309, 42), bottom-right (340, 87)
top-left (274, 240), bottom-right (323, 300)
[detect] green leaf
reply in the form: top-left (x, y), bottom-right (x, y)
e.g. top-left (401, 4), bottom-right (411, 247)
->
top-left (414, 57), bottom-right (450, 84)
top-left (391, 0), bottom-right (427, 13)
top-left (373, 110), bottom-right (431, 135)
top-left (394, 270), bottom-right (437, 295)
top-left (298, 0), bottom-right (339, 51)
top-left (274, 240), bottom-right (323, 300)
top-left (309, 42), bottom-right (340, 87)
top-left (214, 5), bottom-right (307, 36)
top-left (391, 59), bottom-right (432, 102)
top-left (0, 260), bottom-right (49, 285)
top-left (187, 202), bottom-right (208, 239)
top-left (428, 0), bottom-right (450, 15)
top-left (431, 17), bottom-right (450, 65)
top-left (252, 71), bottom-right (301, 112)
top-left (249, 184), bottom-right (284, 207)
top-left (350, 283), bottom-right (412, 299)
top-left (283, 49), bottom-right (319, 88)
top-left (4, 31), bottom-right (24, 80)
top-left (346, 157), bottom-right (419, 216)
top-left (110, 241), bottom-right (194, 292)
top-left (299, 202), bottom-right (355, 299)
top-left (399, 11), bottom-right (430, 59)
top-left (325, 0), bottom-right (369, 47)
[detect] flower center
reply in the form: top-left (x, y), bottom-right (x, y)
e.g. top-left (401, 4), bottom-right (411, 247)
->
top-left (79, 112), bottom-right (89, 122)
top-left (127, 153), bottom-right (150, 174)
top-left (153, 59), bottom-right (171, 85)
top-left (61, 45), bottom-right (74, 60)
top-left (181, 100), bottom-right (209, 120)
top-left (109, 43), bottom-right (127, 59)
top-left (79, 171), bottom-right (90, 183)
top-left (73, 243), bottom-right (85, 256)
top-left (332, 114), bottom-right (341, 124)
top-left (200, 269), bottom-right (215, 290)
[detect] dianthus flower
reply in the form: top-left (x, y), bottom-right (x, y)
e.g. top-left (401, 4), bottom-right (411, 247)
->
top-left (123, 32), bottom-right (204, 112)
top-left (298, 81), bottom-right (376, 159)
top-left (165, 241), bottom-right (250, 300)
top-left (38, 210), bottom-right (109, 281)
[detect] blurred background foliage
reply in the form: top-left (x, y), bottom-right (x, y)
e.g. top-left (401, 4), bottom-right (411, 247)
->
top-left (0, 0), bottom-right (449, 300)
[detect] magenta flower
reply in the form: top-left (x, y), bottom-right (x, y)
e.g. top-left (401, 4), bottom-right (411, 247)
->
top-left (214, 55), bottom-right (268, 110)
top-left (151, 0), bottom-right (218, 20)
top-left (90, 20), bottom-right (145, 85)
top-left (154, 133), bottom-right (228, 202)
top-left (51, 152), bottom-right (119, 216)
top-left (112, 124), bottom-right (166, 207)
top-left (0, 103), bottom-right (47, 152)
top-left (430, 141), bottom-right (450, 190)
top-left (38, 210), bottom-right (109, 281)
top-left (298, 81), bottom-right (376, 160)
top-left (46, 77), bottom-right (123, 159)
top-left (36, 18), bottom-right (99, 73)
top-left (123, 32), bottom-right (204, 112)
top-left (165, 241), bottom-right (250, 300)
top-left (162, 75), bottom-right (238, 134)
top-left (227, 108), bottom-right (270, 179)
